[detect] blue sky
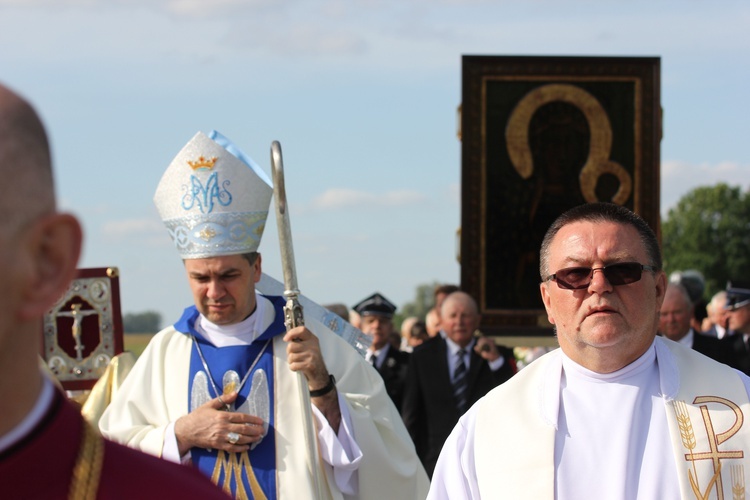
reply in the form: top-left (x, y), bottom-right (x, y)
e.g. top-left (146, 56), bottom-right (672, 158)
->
top-left (3, 0), bottom-right (749, 327)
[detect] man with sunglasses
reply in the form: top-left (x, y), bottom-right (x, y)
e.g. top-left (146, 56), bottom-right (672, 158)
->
top-left (428, 202), bottom-right (750, 499)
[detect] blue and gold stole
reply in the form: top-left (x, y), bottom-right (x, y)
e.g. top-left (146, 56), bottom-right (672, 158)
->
top-left (175, 296), bottom-right (286, 499)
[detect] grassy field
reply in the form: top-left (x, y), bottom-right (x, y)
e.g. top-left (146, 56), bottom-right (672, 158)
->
top-left (123, 333), bottom-right (155, 358)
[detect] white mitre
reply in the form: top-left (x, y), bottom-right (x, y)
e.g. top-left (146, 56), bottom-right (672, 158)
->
top-left (154, 130), bottom-right (273, 259)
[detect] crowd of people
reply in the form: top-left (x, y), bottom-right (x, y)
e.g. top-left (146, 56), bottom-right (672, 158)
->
top-left (5, 80), bottom-right (750, 499)
top-left (658, 271), bottom-right (750, 376)
top-left (329, 287), bottom-right (517, 479)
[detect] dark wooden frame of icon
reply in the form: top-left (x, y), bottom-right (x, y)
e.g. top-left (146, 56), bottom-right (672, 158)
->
top-left (460, 55), bottom-right (661, 342)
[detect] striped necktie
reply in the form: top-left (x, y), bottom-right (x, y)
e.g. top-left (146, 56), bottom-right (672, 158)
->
top-left (453, 348), bottom-right (468, 414)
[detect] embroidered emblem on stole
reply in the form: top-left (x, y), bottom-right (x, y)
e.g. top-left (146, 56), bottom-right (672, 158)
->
top-left (189, 341), bottom-right (276, 500)
top-left (672, 397), bottom-right (746, 500)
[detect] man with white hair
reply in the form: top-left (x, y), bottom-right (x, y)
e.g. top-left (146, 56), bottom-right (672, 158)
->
top-left (702, 290), bottom-right (732, 338)
top-left (402, 291), bottom-right (515, 477)
top-left (659, 283), bottom-right (731, 364)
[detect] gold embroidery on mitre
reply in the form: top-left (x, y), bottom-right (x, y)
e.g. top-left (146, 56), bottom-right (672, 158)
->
top-left (187, 156), bottom-right (218, 170)
top-left (199, 227), bottom-right (217, 242)
top-left (672, 397), bottom-right (746, 500)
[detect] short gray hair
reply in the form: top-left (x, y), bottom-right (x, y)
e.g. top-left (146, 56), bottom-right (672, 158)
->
top-left (539, 203), bottom-right (661, 279)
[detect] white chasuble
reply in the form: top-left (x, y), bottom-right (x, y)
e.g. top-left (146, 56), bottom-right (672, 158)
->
top-left (468, 338), bottom-right (750, 500)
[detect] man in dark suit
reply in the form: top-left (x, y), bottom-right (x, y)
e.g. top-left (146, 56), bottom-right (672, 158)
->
top-left (659, 283), bottom-right (733, 364)
top-left (354, 293), bottom-right (410, 411)
top-left (722, 281), bottom-right (750, 375)
top-left (401, 291), bottom-right (515, 477)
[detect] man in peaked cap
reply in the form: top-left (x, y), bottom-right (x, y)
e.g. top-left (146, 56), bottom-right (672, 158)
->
top-left (100, 132), bottom-right (428, 499)
top-left (722, 281), bottom-right (750, 375)
top-left (354, 293), bottom-right (410, 411)
top-left (726, 281), bottom-right (750, 314)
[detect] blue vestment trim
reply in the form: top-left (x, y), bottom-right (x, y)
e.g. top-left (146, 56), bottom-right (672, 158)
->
top-left (176, 295), bottom-right (286, 499)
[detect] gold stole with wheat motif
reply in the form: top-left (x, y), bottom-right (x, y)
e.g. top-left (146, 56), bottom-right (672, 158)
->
top-left (663, 340), bottom-right (750, 500)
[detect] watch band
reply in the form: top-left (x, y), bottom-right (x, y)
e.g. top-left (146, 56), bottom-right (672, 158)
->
top-left (309, 374), bottom-right (336, 398)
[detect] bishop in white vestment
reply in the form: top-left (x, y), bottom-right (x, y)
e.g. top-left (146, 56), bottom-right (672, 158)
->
top-left (100, 130), bottom-right (428, 499)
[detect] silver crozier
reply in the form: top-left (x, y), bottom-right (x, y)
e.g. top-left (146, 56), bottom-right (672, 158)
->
top-left (270, 141), bottom-right (324, 499)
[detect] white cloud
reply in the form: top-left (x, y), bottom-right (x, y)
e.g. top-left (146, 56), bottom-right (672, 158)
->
top-left (309, 188), bottom-right (428, 210)
top-left (660, 160), bottom-right (750, 215)
top-left (224, 22), bottom-right (367, 57)
top-left (101, 218), bottom-right (164, 238)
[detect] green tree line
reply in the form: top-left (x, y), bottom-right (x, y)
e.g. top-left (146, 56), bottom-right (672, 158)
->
top-left (661, 183), bottom-right (750, 300)
top-left (123, 311), bottom-right (162, 334)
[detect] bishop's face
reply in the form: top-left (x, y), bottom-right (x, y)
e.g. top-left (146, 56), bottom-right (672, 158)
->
top-left (184, 254), bottom-right (262, 325)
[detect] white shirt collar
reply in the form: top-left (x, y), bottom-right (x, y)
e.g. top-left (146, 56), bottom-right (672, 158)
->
top-left (196, 292), bottom-right (274, 347)
top-left (444, 335), bottom-right (475, 356)
top-left (367, 344), bottom-right (390, 368)
top-left (540, 337), bottom-right (679, 428)
top-left (0, 375), bottom-right (55, 453)
top-left (674, 328), bottom-right (694, 348)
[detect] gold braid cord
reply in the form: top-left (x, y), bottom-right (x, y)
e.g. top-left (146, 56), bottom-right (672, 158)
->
top-left (211, 450), bottom-right (267, 500)
top-left (69, 421), bottom-right (104, 500)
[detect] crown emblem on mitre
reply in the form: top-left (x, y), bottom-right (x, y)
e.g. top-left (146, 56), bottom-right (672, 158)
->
top-left (154, 131), bottom-right (273, 259)
top-left (187, 156), bottom-right (217, 170)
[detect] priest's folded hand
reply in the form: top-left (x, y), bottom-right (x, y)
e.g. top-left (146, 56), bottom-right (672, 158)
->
top-left (174, 392), bottom-right (266, 455)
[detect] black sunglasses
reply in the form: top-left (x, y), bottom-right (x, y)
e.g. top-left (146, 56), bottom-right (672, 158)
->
top-left (544, 262), bottom-right (658, 290)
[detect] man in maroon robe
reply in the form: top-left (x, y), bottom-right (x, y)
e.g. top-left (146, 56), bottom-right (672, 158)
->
top-left (0, 82), bottom-right (228, 499)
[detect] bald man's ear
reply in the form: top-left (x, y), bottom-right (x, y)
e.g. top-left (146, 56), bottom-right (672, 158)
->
top-left (18, 213), bottom-right (82, 320)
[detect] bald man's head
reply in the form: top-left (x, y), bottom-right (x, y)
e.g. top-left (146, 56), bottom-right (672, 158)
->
top-left (0, 84), bottom-right (55, 234)
top-left (440, 291), bottom-right (481, 347)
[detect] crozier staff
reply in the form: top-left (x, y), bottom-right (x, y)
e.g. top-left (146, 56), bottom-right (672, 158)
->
top-left (100, 130), bottom-right (428, 499)
top-left (429, 202), bottom-right (750, 500)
